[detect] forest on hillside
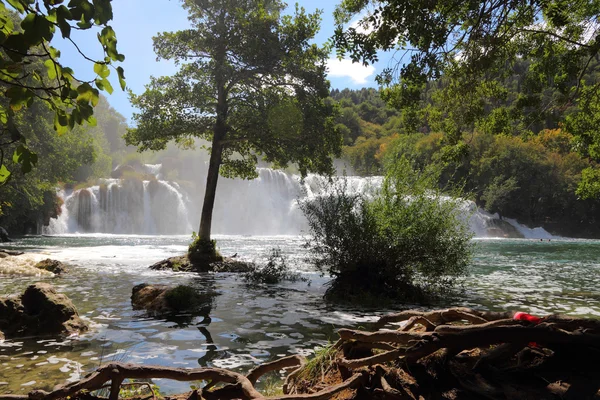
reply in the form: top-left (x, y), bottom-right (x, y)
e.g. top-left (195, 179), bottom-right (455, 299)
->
top-left (332, 69), bottom-right (600, 237)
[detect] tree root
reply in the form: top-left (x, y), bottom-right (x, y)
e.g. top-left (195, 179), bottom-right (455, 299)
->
top-left (3, 308), bottom-right (600, 400)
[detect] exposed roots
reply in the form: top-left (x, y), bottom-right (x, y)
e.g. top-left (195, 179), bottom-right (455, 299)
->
top-left (3, 308), bottom-right (599, 400)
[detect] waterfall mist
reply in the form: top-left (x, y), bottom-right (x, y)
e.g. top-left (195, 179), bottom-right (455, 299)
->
top-left (45, 163), bottom-right (555, 239)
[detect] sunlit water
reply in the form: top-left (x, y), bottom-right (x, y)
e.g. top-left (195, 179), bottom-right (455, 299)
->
top-left (1, 235), bottom-right (599, 393)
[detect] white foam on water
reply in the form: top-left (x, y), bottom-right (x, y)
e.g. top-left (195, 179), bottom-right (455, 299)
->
top-left (0, 254), bottom-right (54, 276)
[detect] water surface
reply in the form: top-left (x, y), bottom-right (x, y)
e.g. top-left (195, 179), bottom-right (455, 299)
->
top-left (1, 235), bottom-right (599, 393)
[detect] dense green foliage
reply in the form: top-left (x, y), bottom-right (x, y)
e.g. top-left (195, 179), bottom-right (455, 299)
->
top-left (0, 94), bottom-right (131, 234)
top-left (333, 84), bottom-right (600, 237)
top-left (330, 88), bottom-right (401, 175)
top-left (386, 130), bottom-right (600, 237)
top-left (0, 0), bottom-right (125, 184)
top-left (333, 0), bottom-right (600, 198)
top-left (126, 0), bottom-right (341, 244)
top-left (300, 159), bottom-right (473, 303)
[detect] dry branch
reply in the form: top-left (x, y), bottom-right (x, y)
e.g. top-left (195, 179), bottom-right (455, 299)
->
top-left (374, 307), bottom-right (511, 329)
top-left (246, 355), bottom-right (306, 385)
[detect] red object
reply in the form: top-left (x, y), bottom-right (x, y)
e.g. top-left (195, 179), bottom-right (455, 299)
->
top-left (513, 311), bottom-right (542, 324)
top-left (513, 312), bottom-right (543, 347)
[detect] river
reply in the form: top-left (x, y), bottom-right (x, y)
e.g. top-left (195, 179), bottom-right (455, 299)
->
top-left (1, 234), bottom-right (599, 393)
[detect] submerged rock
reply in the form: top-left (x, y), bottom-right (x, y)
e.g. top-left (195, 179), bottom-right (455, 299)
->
top-left (35, 258), bottom-right (69, 274)
top-left (0, 283), bottom-right (88, 339)
top-left (131, 283), bottom-right (214, 315)
top-left (149, 254), bottom-right (253, 273)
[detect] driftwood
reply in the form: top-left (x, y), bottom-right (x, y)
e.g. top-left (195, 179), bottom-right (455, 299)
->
top-left (2, 307), bottom-right (599, 400)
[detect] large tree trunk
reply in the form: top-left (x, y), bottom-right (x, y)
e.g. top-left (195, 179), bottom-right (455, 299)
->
top-left (198, 80), bottom-right (227, 242)
top-left (198, 136), bottom-right (223, 241)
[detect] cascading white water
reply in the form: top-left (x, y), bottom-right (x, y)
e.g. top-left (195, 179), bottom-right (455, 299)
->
top-left (46, 178), bottom-right (193, 235)
top-left (45, 166), bottom-right (554, 238)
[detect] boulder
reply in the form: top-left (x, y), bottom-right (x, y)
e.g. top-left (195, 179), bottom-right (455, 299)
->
top-left (131, 283), bottom-right (172, 313)
top-left (35, 258), bottom-right (69, 274)
top-left (131, 283), bottom-right (214, 315)
top-left (0, 283), bottom-right (88, 339)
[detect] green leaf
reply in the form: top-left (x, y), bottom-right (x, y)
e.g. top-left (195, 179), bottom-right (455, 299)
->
top-left (116, 66), bottom-right (126, 90)
top-left (0, 7), bottom-right (15, 44)
top-left (22, 14), bottom-right (54, 46)
top-left (87, 115), bottom-right (97, 126)
top-left (6, 0), bottom-right (25, 13)
top-left (56, 6), bottom-right (72, 38)
top-left (98, 26), bottom-right (123, 61)
top-left (3, 33), bottom-right (28, 61)
top-left (76, 82), bottom-right (99, 106)
top-left (101, 77), bottom-right (113, 94)
top-left (44, 59), bottom-right (59, 80)
top-left (0, 164), bottom-right (10, 185)
top-left (93, 62), bottom-right (110, 78)
top-left (13, 145), bottom-right (38, 174)
top-left (6, 86), bottom-right (33, 111)
top-left (54, 111), bottom-right (69, 134)
top-left (92, 0), bottom-right (112, 25)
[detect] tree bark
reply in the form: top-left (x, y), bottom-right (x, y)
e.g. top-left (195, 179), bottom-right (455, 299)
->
top-left (198, 31), bottom-right (227, 242)
top-left (198, 132), bottom-right (223, 241)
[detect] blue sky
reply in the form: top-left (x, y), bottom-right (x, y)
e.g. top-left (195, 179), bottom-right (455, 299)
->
top-left (56, 0), bottom-right (390, 122)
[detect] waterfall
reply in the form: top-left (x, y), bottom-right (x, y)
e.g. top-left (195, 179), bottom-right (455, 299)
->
top-left (45, 166), bottom-right (554, 238)
top-left (45, 178), bottom-right (193, 235)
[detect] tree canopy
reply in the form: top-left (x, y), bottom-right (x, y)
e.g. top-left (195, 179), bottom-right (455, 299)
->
top-left (0, 0), bottom-right (125, 185)
top-left (333, 0), bottom-right (600, 197)
top-left (126, 0), bottom-right (341, 246)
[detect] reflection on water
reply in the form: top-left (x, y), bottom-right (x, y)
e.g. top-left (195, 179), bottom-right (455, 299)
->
top-left (1, 235), bottom-right (599, 393)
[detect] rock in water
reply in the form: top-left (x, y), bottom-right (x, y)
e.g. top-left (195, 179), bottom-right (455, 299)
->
top-left (131, 283), bottom-right (172, 313)
top-left (35, 258), bottom-right (69, 274)
top-left (0, 283), bottom-right (88, 339)
top-left (131, 283), bottom-right (214, 315)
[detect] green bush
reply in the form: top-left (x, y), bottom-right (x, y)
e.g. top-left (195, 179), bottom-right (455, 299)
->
top-left (300, 158), bottom-right (473, 303)
top-left (244, 248), bottom-right (306, 284)
top-left (188, 234), bottom-right (223, 263)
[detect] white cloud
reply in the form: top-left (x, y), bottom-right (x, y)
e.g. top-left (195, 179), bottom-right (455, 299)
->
top-left (349, 15), bottom-right (376, 35)
top-left (326, 58), bottom-right (376, 85)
